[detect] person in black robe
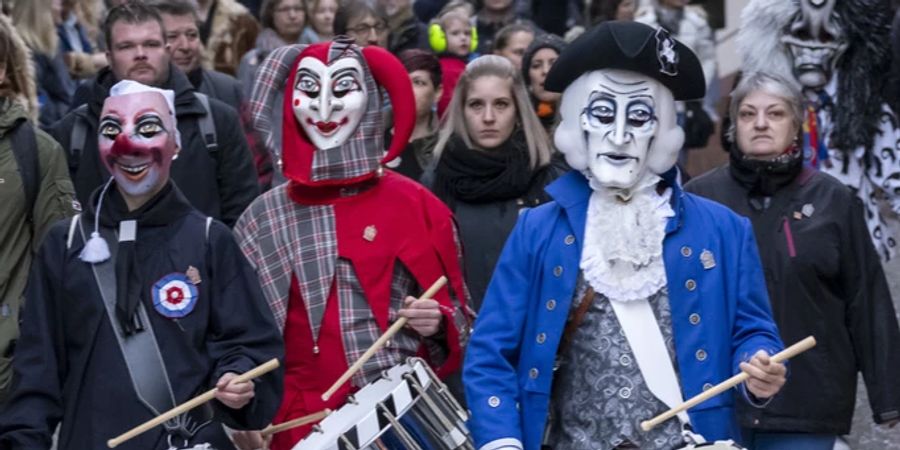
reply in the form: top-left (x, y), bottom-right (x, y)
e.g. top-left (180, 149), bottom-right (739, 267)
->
top-left (0, 80), bottom-right (284, 450)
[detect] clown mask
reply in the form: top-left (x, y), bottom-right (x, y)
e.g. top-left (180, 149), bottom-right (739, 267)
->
top-left (555, 69), bottom-right (681, 194)
top-left (292, 56), bottom-right (368, 149)
top-left (98, 90), bottom-right (178, 202)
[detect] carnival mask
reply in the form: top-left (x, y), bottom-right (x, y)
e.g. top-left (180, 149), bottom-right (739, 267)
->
top-left (781, 0), bottom-right (848, 90)
top-left (98, 88), bottom-right (178, 198)
top-left (555, 69), bottom-right (681, 193)
top-left (292, 56), bottom-right (368, 150)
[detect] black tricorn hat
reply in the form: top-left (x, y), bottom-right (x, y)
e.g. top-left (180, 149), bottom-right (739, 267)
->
top-left (544, 21), bottom-right (706, 101)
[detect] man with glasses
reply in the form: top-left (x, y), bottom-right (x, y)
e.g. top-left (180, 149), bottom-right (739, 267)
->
top-left (334, 1), bottom-right (390, 48)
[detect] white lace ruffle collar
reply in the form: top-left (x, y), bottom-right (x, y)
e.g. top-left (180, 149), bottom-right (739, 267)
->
top-left (580, 175), bottom-right (674, 303)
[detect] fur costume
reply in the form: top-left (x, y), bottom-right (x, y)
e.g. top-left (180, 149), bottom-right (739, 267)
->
top-left (739, 0), bottom-right (900, 260)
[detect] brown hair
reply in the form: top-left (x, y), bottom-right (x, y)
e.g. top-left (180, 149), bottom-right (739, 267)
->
top-left (0, 14), bottom-right (38, 119)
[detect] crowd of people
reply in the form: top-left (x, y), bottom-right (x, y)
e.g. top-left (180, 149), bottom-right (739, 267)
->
top-left (0, 0), bottom-right (899, 449)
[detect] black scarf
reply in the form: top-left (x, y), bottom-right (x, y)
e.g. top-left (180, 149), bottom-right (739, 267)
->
top-left (728, 144), bottom-right (803, 198)
top-left (433, 130), bottom-right (535, 207)
top-left (89, 181), bottom-right (194, 334)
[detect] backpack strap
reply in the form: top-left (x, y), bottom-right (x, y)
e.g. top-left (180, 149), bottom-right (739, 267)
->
top-left (69, 104), bottom-right (89, 176)
top-left (193, 92), bottom-right (218, 152)
top-left (10, 118), bottom-right (40, 225)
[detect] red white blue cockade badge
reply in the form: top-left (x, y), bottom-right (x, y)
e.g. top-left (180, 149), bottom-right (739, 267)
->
top-left (152, 273), bottom-right (199, 318)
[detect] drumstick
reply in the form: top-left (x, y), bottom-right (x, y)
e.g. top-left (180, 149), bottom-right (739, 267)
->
top-left (321, 276), bottom-right (448, 401)
top-left (261, 409), bottom-right (332, 437)
top-left (107, 358), bottom-right (281, 448)
top-left (640, 336), bottom-right (816, 432)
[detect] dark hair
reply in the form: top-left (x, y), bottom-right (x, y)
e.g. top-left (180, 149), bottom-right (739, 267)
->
top-left (398, 48), bottom-right (442, 87)
top-left (588, 0), bottom-right (627, 25)
top-left (491, 22), bottom-right (535, 53)
top-left (520, 33), bottom-right (565, 88)
top-left (260, 0), bottom-right (305, 30)
top-left (333, 0), bottom-right (385, 35)
top-left (104, 0), bottom-right (166, 50)
top-left (150, 0), bottom-right (199, 20)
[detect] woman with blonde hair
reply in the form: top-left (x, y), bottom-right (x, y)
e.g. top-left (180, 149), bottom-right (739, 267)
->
top-left (429, 54), bottom-right (560, 310)
top-left (11, 0), bottom-right (76, 127)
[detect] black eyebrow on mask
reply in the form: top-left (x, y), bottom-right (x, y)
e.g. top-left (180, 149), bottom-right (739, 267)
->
top-left (331, 67), bottom-right (361, 79)
top-left (99, 116), bottom-right (122, 125)
top-left (297, 68), bottom-right (321, 80)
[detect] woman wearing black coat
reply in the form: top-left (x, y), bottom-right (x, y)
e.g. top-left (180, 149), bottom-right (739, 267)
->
top-left (428, 54), bottom-right (561, 311)
top-left (686, 72), bottom-right (900, 450)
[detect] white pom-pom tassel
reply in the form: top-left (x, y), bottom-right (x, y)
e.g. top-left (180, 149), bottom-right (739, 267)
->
top-left (79, 231), bottom-right (111, 263)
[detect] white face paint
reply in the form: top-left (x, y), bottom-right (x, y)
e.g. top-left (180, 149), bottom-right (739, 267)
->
top-left (580, 71), bottom-right (665, 190)
top-left (292, 57), bottom-right (368, 149)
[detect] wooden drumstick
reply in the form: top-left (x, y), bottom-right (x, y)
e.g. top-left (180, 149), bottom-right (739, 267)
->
top-left (321, 276), bottom-right (448, 401)
top-left (107, 358), bottom-right (281, 448)
top-left (261, 409), bottom-right (332, 437)
top-left (640, 336), bottom-right (817, 432)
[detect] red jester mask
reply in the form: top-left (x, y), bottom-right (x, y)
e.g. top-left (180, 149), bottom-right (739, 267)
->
top-left (98, 82), bottom-right (179, 199)
top-left (292, 56), bottom-right (368, 150)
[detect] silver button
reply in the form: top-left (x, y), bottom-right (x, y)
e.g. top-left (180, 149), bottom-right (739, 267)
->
top-left (488, 396), bottom-right (501, 407)
top-left (536, 333), bottom-right (546, 344)
top-left (546, 299), bottom-right (557, 310)
top-left (685, 279), bottom-right (697, 291)
top-left (553, 266), bottom-right (563, 277)
top-left (529, 368), bottom-right (539, 379)
top-left (564, 234), bottom-right (575, 245)
top-left (689, 313), bottom-right (701, 325)
top-left (681, 246), bottom-right (692, 257)
top-left (619, 354), bottom-right (632, 366)
top-left (618, 387), bottom-right (632, 399)
top-left (696, 349), bottom-right (707, 361)
top-left (703, 383), bottom-right (714, 391)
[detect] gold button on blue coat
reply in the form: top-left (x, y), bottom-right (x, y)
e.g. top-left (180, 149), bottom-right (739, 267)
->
top-left (696, 349), bottom-right (707, 361)
top-left (685, 279), bottom-right (697, 291)
top-left (553, 266), bottom-right (563, 277)
top-left (681, 246), bottom-right (692, 257)
top-left (689, 313), bottom-right (701, 325)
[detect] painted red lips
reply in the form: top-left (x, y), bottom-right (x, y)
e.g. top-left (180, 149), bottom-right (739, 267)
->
top-left (306, 118), bottom-right (349, 134)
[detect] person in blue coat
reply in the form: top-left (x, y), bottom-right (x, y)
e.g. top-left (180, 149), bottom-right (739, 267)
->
top-left (463, 21), bottom-right (788, 450)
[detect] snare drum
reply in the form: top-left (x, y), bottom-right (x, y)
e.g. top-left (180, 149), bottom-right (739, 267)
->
top-left (680, 440), bottom-right (747, 449)
top-left (293, 358), bottom-right (473, 450)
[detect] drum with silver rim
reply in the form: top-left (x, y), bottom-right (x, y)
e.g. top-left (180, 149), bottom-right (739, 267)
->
top-left (292, 358), bottom-right (472, 450)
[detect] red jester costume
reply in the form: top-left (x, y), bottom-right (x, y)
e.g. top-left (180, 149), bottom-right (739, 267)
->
top-left (234, 39), bottom-right (471, 449)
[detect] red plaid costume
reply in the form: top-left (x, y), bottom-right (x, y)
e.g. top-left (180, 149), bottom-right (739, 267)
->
top-left (235, 40), bottom-right (471, 449)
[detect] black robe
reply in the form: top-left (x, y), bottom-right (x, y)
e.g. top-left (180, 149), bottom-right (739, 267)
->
top-left (0, 188), bottom-right (284, 449)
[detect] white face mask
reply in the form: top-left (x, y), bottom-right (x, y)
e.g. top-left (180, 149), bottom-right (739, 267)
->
top-left (292, 57), bottom-right (368, 149)
top-left (579, 70), bottom-right (666, 191)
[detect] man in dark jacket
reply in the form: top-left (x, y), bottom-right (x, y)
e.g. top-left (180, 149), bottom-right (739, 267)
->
top-left (50, 1), bottom-right (260, 226)
top-left (154, 0), bottom-right (273, 190)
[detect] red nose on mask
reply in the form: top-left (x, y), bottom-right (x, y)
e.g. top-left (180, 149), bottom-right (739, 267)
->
top-left (110, 133), bottom-right (145, 157)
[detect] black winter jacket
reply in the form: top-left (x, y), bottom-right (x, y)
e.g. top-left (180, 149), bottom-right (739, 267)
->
top-left (48, 65), bottom-right (259, 227)
top-left (686, 166), bottom-right (900, 434)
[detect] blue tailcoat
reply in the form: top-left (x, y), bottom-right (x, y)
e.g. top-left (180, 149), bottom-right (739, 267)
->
top-left (463, 171), bottom-right (784, 450)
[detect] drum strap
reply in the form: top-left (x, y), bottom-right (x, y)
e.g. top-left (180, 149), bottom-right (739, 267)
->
top-left (78, 216), bottom-right (178, 417)
top-left (608, 294), bottom-right (692, 427)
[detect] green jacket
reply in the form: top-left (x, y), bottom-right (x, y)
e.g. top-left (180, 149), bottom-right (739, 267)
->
top-left (0, 99), bottom-right (77, 402)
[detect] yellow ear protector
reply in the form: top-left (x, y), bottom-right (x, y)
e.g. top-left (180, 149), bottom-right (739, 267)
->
top-left (428, 22), bottom-right (478, 54)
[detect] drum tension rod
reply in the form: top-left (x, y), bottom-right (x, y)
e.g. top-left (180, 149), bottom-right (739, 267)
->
top-left (377, 402), bottom-right (424, 450)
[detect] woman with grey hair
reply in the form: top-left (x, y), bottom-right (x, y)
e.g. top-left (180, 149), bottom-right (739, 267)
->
top-left (428, 54), bottom-right (560, 311)
top-left (686, 71), bottom-right (900, 450)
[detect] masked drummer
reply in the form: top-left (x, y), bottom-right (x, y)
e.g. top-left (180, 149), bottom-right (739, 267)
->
top-left (231, 38), bottom-right (472, 450)
top-left (0, 81), bottom-right (284, 449)
top-left (463, 21), bottom-right (788, 450)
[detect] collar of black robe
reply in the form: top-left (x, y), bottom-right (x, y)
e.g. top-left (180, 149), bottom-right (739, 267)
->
top-left (728, 142), bottom-right (803, 205)
top-left (87, 180), bottom-right (195, 334)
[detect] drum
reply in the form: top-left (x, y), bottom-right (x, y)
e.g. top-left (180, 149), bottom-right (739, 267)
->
top-left (293, 358), bottom-right (473, 450)
top-left (680, 440), bottom-right (747, 449)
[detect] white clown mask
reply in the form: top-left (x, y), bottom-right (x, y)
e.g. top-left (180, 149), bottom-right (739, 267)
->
top-left (292, 56), bottom-right (368, 149)
top-left (554, 69), bottom-right (684, 195)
